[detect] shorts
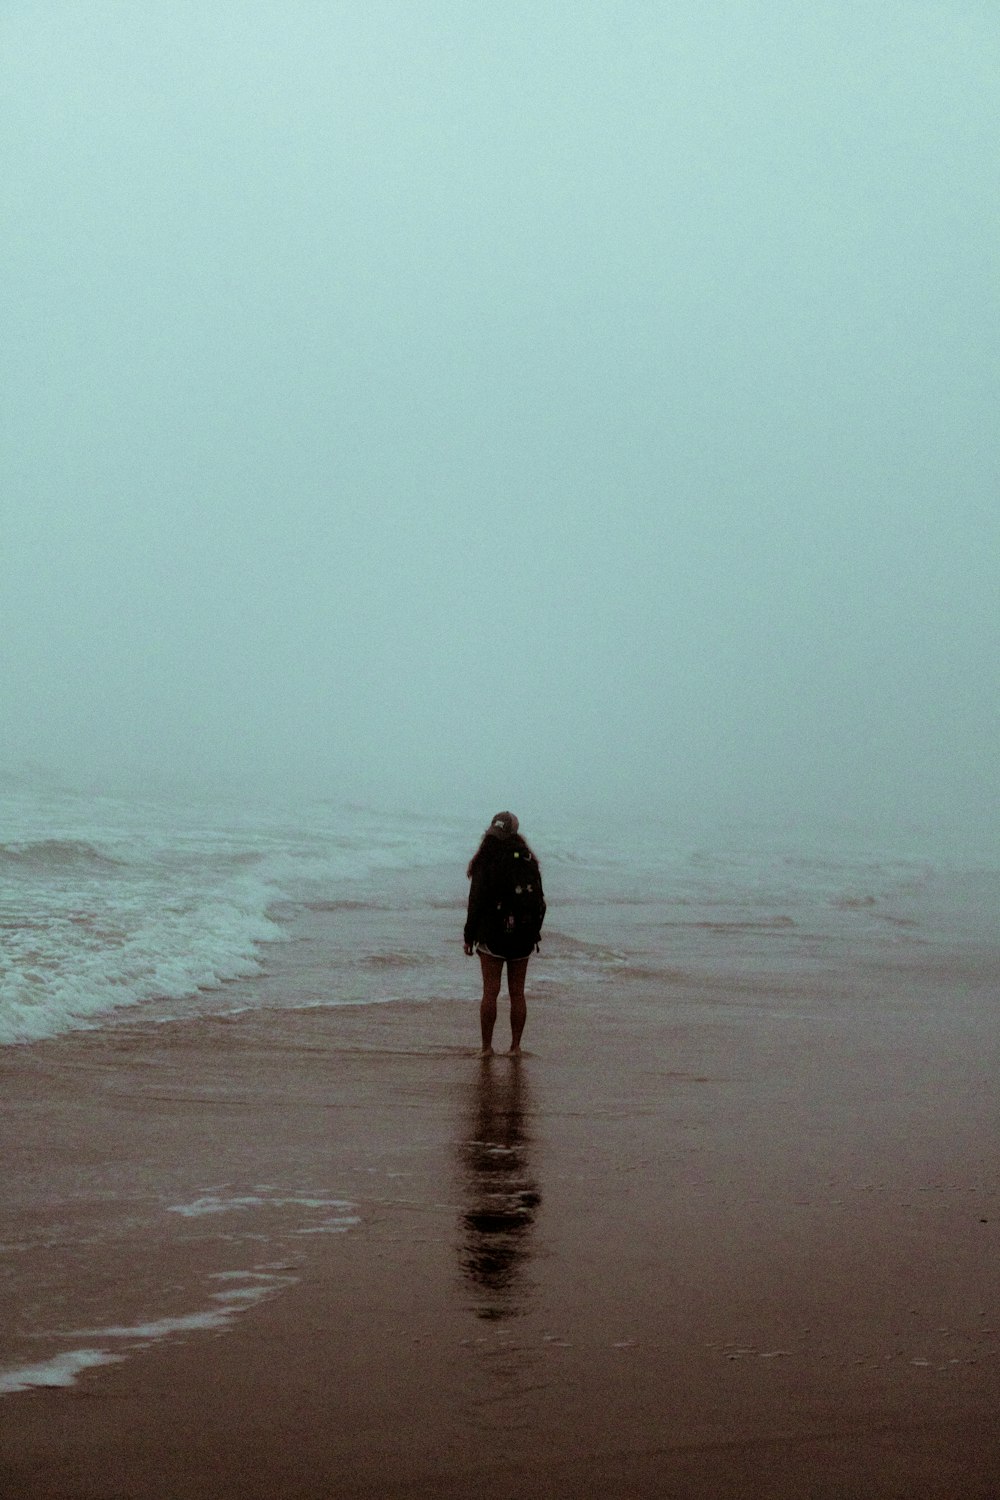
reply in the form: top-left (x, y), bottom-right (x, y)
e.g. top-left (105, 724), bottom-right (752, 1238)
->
top-left (475, 942), bottom-right (532, 963)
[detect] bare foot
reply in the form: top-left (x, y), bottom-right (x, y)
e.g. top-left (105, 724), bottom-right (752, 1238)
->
top-left (479, 1046), bottom-right (494, 1058)
top-left (508, 1045), bottom-right (521, 1056)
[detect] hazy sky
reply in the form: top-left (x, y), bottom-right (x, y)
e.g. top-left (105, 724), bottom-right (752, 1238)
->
top-left (2, 2), bottom-right (997, 830)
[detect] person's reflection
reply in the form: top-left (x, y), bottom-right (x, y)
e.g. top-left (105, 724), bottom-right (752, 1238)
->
top-left (456, 1057), bottom-right (541, 1321)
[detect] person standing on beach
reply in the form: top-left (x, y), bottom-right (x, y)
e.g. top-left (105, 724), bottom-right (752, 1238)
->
top-left (463, 811), bottom-right (546, 1055)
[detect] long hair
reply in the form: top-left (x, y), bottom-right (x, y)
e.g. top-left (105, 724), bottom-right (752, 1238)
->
top-left (467, 829), bottom-right (538, 879)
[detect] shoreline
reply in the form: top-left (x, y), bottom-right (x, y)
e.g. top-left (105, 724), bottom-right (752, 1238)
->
top-left (3, 955), bottom-right (1000, 1497)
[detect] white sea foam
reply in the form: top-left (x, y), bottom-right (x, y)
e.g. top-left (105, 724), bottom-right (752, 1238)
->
top-left (71, 1271), bottom-right (296, 1340)
top-left (0, 1270), bottom-right (295, 1396)
top-left (294, 1216), bottom-right (362, 1235)
top-left (0, 877), bottom-right (287, 1044)
top-left (0, 1348), bottom-right (126, 1394)
top-left (168, 1192), bottom-right (356, 1219)
top-left (0, 1183), bottom-right (364, 1397)
top-left (0, 788), bottom-right (462, 1044)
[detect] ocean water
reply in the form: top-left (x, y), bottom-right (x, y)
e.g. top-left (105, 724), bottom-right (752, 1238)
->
top-left (2, 783), bottom-right (996, 1047)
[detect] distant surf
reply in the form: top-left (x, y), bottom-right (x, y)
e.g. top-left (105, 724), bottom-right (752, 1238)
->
top-left (1, 786), bottom-right (995, 1045)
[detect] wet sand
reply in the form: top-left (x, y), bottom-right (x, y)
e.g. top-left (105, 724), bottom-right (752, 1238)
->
top-left (3, 962), bottom-right (1000, 1498)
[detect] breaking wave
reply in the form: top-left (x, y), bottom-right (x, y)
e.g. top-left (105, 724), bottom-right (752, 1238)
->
top-left (0, 838), bottom-right (125, 872)
top-left (0, 879), bottom-right (287, 1046)
top-left (0, 791), bottom-right (464, 1046)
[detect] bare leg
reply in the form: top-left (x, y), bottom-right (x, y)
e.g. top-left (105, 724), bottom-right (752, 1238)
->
top-left (507, 957), bottom-right (529, 1053)
top-left (478, 954), bottom-right (503, 1055)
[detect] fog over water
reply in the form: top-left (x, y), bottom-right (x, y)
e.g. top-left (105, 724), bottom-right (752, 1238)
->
top-left (3, 3), bottom-right (997, 837)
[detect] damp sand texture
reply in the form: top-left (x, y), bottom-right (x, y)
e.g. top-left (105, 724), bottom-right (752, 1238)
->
top-left (3, 952), bottom-right (1000, 1499)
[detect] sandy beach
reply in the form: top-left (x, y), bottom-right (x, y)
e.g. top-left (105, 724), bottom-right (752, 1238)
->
top-left (5, 0), bottom-right (999, 1489)
top-left (3, 942), bottom-right (1000, 1500)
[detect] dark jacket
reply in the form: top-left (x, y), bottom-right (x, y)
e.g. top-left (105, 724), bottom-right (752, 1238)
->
top-left (464, 834), bottom-right (546, 959)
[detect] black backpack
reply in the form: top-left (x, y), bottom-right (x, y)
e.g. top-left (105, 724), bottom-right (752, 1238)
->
top-left (490, 844), bottom-right (546, 952)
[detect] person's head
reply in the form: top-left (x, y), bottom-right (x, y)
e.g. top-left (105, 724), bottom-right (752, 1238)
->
top-left (486, 811), bottom-right (519, 841)
top-left (467, 810), bottom-right (528, 876)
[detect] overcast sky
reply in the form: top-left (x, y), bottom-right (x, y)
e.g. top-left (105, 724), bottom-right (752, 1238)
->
top-left (2, 2), bottom-right (997, 831)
